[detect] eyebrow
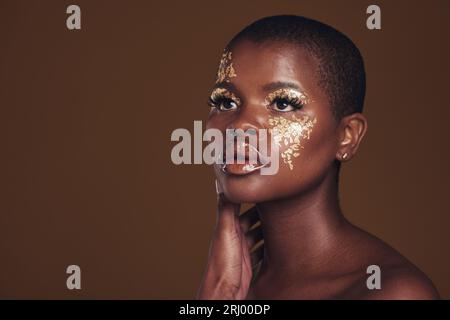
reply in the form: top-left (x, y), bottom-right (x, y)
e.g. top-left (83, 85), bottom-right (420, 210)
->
top-left (261, 81), bottom-right (304, 92)
top-left (212, 81), bottom-right (306, 96)
top-left (213, 81), bottom-right (237, 92)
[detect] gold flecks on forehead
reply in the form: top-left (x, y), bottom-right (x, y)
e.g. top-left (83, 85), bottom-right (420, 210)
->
top-left (215, 50), bottom-right (237, 83)
top-left (264, 88), bottom-right (313, 106)
top-left (268, 114), bottom-right (317, 170)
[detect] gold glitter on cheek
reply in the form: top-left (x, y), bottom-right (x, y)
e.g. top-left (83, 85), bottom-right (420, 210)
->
top-left (268, 114), bottom-right (317, 170)
top-left (216, 50), bottom-right (237, 83)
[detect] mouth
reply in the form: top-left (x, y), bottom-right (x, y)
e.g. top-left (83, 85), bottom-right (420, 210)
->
top-left (217, 143), bottom-right (270, 176)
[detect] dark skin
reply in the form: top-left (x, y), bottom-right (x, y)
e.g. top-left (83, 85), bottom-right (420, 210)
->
top-left (197, 40), bottom-right (439, 300)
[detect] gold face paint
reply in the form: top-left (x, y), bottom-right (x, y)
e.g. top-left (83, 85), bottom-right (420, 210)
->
top-left (216, 50), bottom-right (237, 83)
top-left (268, 114), bottom-right (317, 170)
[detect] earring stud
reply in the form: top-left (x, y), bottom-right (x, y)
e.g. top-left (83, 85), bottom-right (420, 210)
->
top-left (342, 152), bottom-right (348, 160)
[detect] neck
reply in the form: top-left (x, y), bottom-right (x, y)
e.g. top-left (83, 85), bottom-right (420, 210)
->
top-left (256, 168), bottom-right (349, 277)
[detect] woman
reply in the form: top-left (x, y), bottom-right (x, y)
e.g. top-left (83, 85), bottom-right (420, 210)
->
top-left (197, 15), bottom-right (439, 299)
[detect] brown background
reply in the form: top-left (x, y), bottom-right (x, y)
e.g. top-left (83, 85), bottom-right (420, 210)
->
top-left (0, 0), bottom-right (449, 299)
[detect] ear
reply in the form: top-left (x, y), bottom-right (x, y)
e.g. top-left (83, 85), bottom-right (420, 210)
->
top-left (336, 113), bottom-right (368, 162)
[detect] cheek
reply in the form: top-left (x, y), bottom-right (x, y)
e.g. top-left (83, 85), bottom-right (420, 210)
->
top-left (287, 120), bottom-right (338, 187)
top-left (206, 112), bottom-right (218, 130)
top-left (269, 114), bottom-right (317, 171)
top-left (266, 115), bottom-right (337, 194)
top-left (206, 111), bottom-right (233, 131)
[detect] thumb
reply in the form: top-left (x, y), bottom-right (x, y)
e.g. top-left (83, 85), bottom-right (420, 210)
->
top-left (215, 180), bottom-right (240, 237)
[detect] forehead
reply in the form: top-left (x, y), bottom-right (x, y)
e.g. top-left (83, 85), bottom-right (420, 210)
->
top-left (225, 40), bottom-right (320, 95)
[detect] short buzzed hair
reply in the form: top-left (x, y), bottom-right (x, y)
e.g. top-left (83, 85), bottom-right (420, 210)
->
top-left (226, 15), bottom-right (366, 120)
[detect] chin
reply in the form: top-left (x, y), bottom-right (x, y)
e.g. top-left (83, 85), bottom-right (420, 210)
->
top-left (224, 188), bottom-right (262, 204)
top-left (217, 171), bottom-right (276, 204)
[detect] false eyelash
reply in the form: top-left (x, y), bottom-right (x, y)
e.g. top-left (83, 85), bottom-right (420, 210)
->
top-left (208, 94), bottom-right (238, 110)
top-left (208, 95), bottom-right (226, 108)
top-left (207, 96), bottom-right (216, 108)
top-left (270, 96), bottom-right (304, 110)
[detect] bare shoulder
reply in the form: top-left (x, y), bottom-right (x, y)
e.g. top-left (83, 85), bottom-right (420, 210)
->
top-left (343, 225), bottom-right (440, 300)
top-left (359, 264), bottom-right (440, 299)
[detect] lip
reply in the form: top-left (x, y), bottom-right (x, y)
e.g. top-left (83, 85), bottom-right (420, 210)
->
top-left (220, 161), bottom-right (263, 176)
top-left (218, 144), bottom-right (270, 176)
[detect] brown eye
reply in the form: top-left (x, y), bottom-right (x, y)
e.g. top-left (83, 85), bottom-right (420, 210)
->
top-left (271, 97), bottom-right (302, 112)
top-left (218, 99), bottom-right (238, 111)
top-left (265, 88), bottom-right (309, 112)
top-left (209, 97), bottom-right (238, 111)
top-left (208, 88), bottom-right (241, 112)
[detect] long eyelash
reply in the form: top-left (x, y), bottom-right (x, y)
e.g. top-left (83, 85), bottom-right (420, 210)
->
top-left (207, 88), bottom-right (240, 109)
top-left (271, 96), bottom-right (304, 110)
top-left (265, 88), bottom-right (311, 111)
top-left (207, 96), bottom-right (217, 108)
top-left (208, 94), bottom-right (230, 108)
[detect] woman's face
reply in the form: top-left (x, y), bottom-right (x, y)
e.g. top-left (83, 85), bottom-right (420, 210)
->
top-left (206, 40), bottom-right (341, 204)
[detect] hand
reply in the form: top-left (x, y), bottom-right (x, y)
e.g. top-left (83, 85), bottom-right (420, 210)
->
top-left (196, 180), bottom-right (264, 300)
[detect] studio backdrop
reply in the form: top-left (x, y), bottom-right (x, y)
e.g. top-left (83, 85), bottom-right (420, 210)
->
top-left (0, 0), bottom-right (449, 299)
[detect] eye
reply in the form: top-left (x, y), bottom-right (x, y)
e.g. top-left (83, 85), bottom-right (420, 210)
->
top-left (270, 97), bottom-right (303, 112)
top-left (208, 89), bottom-right (240, 111)
top-left (211, 98), bottom-right (238, 111)
top-left (265, 88), bottom-right (310, 113)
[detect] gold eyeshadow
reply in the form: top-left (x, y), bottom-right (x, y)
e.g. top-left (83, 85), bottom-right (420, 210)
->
top-left (216, 50), bottom-right (237, 83)
top-left (264, 88), bottom-right (312, 107)
top-left (209, 87), bottom-right (241, 106)
top-left (268, 114), bottom-right (317, 170)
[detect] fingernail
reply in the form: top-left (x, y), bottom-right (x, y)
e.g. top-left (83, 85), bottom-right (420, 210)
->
top-left (215, 179), bottom-right (222, 195)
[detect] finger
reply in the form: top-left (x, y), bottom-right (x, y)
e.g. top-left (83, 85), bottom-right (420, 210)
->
top-left (245, 224), bottom-right (264, 250)
top-left (249, 227), bottom-right (264, 267)
top-left (239, 206), bottom-right (260, 233)
top-left (250, 243), bottom-right (264, 267)
top-left (250, 260), bottom-right (263, 285)
top-left (238, 216), bottom-right (254, 297)
top-left (215, 180), bottom-right (240, 236)
top-left (251, 256), bottom-right (263, 284)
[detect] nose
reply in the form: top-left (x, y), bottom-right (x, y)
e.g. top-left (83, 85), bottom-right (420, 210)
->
top-left (226, 102), bottom-right (266, 132)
